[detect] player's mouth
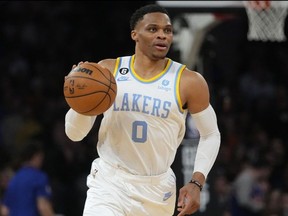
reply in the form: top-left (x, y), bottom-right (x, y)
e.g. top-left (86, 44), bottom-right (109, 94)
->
top-left (154, 42), bottom-right (168, 51)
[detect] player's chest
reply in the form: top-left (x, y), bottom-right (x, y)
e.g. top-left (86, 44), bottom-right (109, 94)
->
top-left (116, 73), bottom-right (176, 99)
top-left (114, 75), bottom-right (178, 114)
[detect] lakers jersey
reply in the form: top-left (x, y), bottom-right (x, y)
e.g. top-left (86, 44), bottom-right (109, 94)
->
top-left (97, 55), bottom-right (188, 176)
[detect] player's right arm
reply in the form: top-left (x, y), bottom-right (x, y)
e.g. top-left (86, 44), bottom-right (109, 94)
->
top-left (65, 108), bottom-right (97, 141)
top-left (65, 61), bottom-right (96, 142)
top-left (65, 59), bottom-right (116, 142)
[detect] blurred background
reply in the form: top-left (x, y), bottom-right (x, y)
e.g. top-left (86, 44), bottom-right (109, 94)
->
top-left (0, 1), bottom-right (288, 216)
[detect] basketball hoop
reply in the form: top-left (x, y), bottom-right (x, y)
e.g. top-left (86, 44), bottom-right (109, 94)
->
top-left (243, 1), bottom-right (288, 42)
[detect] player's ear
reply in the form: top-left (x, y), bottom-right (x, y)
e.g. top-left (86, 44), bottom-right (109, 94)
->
top-left (131, 30), bottom-right (138, 42)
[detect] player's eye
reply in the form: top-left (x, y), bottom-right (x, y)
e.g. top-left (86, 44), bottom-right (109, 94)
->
top-left (148, 27), bottom-right (157, 32)
top-left (164, 28), bottom-right (172, 34)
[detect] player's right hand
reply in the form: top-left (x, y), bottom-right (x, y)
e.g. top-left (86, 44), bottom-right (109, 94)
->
top-left (65, 61), bottom-right (85, 81)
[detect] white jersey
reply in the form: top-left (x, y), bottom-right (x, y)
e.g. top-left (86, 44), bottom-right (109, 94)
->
top-left (97, 55), bottom-right (188, 176)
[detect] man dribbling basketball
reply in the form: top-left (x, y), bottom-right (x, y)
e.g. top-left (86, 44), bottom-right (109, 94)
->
top-left (64, 4), bottom-right (221, 216)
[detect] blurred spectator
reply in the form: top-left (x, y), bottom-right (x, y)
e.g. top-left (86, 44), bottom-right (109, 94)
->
top-left (266, 138), bottom-right (287, 189)
top-left (0, 166), bottom-right (14, 204)
top-left (0, 140), bottom-right (55, 216)
top-left (230, 159), bottom-right (271, 216)
top-left (282, 191), bottom-right (288, 216)
top-left (263, 189), bottom-right (283, 216)
top-left (206, 172), bottom-right (232, 216)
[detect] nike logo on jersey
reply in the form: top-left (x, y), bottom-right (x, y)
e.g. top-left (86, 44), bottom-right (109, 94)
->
top-left (163, 191), bottom-right (173, 201)
top-left (117, 76), bottom-right (130, 81)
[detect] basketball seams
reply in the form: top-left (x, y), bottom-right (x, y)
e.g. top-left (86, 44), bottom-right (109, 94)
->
top-left (86, 63), bottom-right (117, 93)
top-left (81, 93), bottom-right (113, 114)
top-left (64, 91), bottom-right (110, 98)
top-left (86, 63), bottom-right (111, 81)
top-left (65, 76), bottom-right (112, 89)
top-left (65, 76), bottom-right (117, 95)
top-left (64, 62), bottom-right (117, 115)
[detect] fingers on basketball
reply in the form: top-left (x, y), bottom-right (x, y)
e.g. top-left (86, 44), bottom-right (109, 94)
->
top-left (63, 62), bottom-right (117, 116)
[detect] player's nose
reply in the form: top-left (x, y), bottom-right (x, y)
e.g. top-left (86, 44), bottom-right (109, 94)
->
top-left (157, 30), bottom-right (167, 39)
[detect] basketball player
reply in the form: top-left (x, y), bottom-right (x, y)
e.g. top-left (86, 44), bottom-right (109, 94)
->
top-left (65, 4), bottom-right (221, 216)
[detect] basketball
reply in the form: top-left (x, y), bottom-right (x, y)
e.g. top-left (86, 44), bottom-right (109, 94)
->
top-left (63, 62), bottom-right (117, 116)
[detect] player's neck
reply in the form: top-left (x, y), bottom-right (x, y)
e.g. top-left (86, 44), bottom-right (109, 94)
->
top-left (133, 54), bottom-right (168, 79)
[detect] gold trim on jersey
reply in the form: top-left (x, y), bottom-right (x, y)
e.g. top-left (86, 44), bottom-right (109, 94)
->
top-left (113, 57), bottom-right (121, 77)
top-left (130, 55), bottom-right (172, 82)
top-left (176, 65), bottom-right (186, 113)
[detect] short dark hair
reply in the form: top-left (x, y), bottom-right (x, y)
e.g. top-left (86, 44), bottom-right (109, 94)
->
top-left (130, 4), bottom-right (170, 30)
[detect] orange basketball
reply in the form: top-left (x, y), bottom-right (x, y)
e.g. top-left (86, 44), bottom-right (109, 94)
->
top-left (63, 62), bottom-right (117, 116)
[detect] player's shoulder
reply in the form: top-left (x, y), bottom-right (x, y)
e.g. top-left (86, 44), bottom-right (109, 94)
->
top-left (98, 56), bottom-right (131, 72)
top-left (181, 66), bottom-right (208, 90)
top-left (98, 58), bottom-right (118, 64)
top-left (184, 68), bottom-right (204, 79)
top-left (98, 58), bottom-right (116, 72)
top-left (167, 58), bottom-right (204, 82)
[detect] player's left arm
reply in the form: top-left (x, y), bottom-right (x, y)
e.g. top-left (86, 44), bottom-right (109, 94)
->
top-left (177, 69), bottom-right (221, 216)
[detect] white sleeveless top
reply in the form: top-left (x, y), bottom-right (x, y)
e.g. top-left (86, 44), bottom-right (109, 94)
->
top-left (97, 55), bottom-right (188, 176)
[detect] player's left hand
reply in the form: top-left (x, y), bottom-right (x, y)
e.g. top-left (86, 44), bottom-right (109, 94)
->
top-left (176, 183), bottom-right (201, 216)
